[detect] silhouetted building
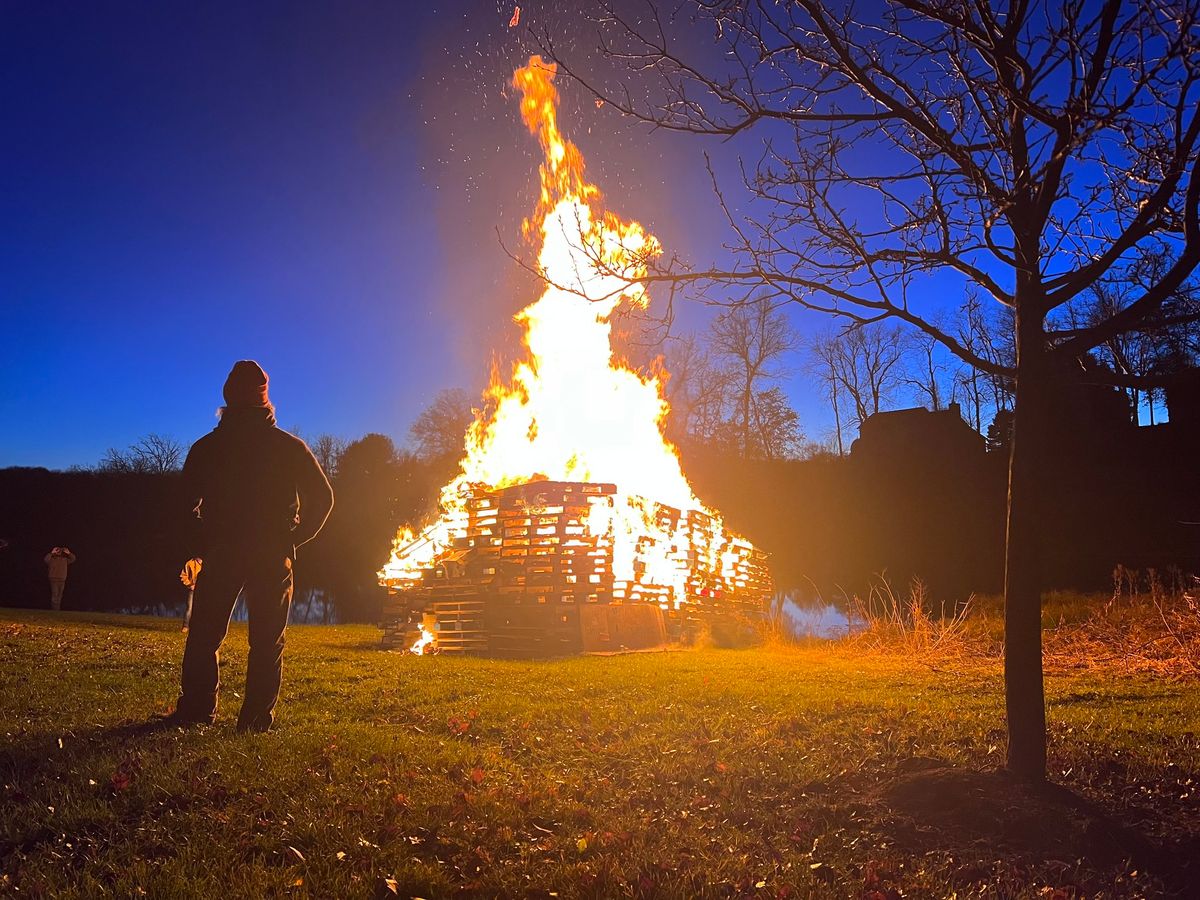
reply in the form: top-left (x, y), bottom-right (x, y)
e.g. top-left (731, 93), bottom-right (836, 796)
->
top-left (846, 403), bottom-right (1004, 605)
top-left (851, 402), bottom-right (985, 460)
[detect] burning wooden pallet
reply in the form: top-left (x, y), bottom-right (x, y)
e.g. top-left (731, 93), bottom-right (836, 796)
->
top-left (380, 480), bottom-right (772, 656)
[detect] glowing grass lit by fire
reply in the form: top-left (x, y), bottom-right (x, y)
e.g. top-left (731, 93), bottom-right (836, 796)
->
top-left (380, 56), bottom-right (741, 620)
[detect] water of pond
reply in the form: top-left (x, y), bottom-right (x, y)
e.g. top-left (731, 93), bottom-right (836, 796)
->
top-left (120, 588), bottom-right (340, 625)
top-left (773, 590), bottom-right (865, 640)
top-left (122, 589), bottom-right (857, 638)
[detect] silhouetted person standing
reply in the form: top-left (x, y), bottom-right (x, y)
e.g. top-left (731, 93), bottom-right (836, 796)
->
top-left (44, 546), bottom-right (76, 610)
top-left (169, 361), bottom-right (333, 732)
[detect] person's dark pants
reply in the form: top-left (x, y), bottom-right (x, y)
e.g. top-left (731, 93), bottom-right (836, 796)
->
top-left (176, 551), bottom-right (293, 729)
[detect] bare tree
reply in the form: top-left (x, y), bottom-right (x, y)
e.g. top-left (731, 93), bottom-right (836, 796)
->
top-left (99, 433), bottom-right (184, 474)
top-left (807, 324), bottom-right (908, 442)
top-left (661, 332), bottom-right (735, 445)
top-left (707, 296), bottom-right (802, 458)
top-left (410, 389), bottom-right (475, 461)
top-left (309, 434), bottom-right (348, 478)
top-left (549, 0), bottom-right (1200, 779)
top-left (1081, 282), bottom-right (1163, 422)
top-left (745, 385), bottom-right (804, 459)
top-left (1072, 250), bottom-right (1200, 422)
top-left (903, 330), bottom-right (959, 413)
top-left (804, 337), bottom-right (847, 455)
top-left (99, 448), bottom-right (139, 474)
top-left (954, 291), bottom-right (1016, 433)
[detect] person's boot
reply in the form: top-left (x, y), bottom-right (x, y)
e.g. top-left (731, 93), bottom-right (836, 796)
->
top-left (235, 714), bottom-right (273, 734)
top-left (152, 708), bottom-right (213, 728)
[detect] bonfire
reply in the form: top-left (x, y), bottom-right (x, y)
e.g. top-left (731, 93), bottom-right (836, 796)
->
top-left (378, 56), bottom-right (771, 655)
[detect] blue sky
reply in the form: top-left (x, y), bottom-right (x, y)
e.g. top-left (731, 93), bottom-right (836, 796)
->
top-left (0, 1), bottom-right (904, 469)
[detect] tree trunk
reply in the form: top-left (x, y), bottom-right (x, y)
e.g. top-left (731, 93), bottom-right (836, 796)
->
top-left (831, 382), bottom-right (844, 455)
top-left (1003, 307), bottom-right (1049, 781)
top-left (741, 384), bottom-right (753, 458)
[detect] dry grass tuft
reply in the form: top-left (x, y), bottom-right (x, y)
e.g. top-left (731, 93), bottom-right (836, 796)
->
top-left (1041, 566), bottom-right (1200, 677)
top-left (800, 565), bottom-right (1200, 677)
top-left (842, 574), bottom-right (987, 661)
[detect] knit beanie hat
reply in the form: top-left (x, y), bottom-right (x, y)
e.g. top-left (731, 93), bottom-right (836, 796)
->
top-left (222, 360), bottom-right (270, 408)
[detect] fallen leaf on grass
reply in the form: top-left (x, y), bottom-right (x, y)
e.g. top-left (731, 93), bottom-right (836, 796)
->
top-left (287, 845), bottom-right (305, 861)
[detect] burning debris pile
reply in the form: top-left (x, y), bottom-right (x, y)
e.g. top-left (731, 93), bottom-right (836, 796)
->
top-left (380, 481), bottom-right (771, 655)
top-left (378, 57), bottom-right (772, 655)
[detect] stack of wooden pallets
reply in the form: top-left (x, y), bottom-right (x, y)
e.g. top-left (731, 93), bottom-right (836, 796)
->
top-left (491, 481), bottom-right (615, 603)
top-left (380, 480), bottom-right (772, 656)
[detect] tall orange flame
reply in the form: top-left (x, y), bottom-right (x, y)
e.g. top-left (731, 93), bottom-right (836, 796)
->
top-left (380, 56), bottom-right (727, 602)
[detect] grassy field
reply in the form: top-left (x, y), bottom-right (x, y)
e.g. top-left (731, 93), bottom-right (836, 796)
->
top-left (2, 610), bottom-right (1198, 898)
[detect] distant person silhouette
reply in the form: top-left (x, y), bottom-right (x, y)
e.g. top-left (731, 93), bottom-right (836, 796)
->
top-left (44, 546), bottom-right (76, 610)
top-left (178, 556), bottom-right (203, 632)
top-left (165, 361), bottom-right (333, 732)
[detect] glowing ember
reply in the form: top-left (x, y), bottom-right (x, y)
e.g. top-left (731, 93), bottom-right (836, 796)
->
top-left (379, 56), bottom-right (766, 648)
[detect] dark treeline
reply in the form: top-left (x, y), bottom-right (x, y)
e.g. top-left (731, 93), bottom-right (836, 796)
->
top-left (4, 374), bottom-right (1197, 620)
top-left (686, 377), bottom-right (1200, 607)
top-left (5, 270), bottom-right (1196, 620)
top-left (633, 294), bottom-right (1200, 605)
top-left (0, 432), bottom-right (456, 622)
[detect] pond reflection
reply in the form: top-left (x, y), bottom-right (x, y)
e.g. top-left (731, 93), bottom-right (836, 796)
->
top-left (120, 588), bottom-right (340, 625)
top-left (773, 589), bottom-right (864, 640)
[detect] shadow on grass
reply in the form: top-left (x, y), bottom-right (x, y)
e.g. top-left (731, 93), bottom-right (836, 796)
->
top-left (876, 759), bottom-right (1197, 895)
top-left (1, 716), bottom-right (196, 779)
top-left (0, 717), bottom-right (205, 865)
top-left (2, 716), bottom-right (1196, 897)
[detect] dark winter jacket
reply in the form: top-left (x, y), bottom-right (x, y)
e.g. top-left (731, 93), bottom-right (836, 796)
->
top-left (181, 407), bottom-right (333, 558)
